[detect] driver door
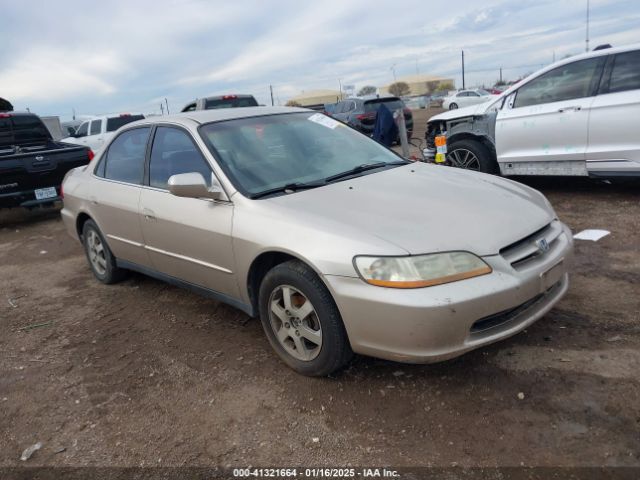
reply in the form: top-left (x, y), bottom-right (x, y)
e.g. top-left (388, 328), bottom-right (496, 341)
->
top-left (495, 56), bottom-right (606, 173)
top-left (138, 125), bottom-right (239, 299)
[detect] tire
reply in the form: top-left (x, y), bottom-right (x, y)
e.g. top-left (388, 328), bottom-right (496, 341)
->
top-left (258, 260), bottom-right (352, 376)
top-left (449, 103), bottom-right (458, 110)
top-left (82, 219), bottom-right (127, 284)
top-left (447, 139), bottom-right (498, 174)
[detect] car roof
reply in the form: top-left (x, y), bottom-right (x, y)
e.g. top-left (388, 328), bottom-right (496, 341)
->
top-left (129, 106), bottom-right (312, 127)
top-left (497, 42), bottom-right (640, 99)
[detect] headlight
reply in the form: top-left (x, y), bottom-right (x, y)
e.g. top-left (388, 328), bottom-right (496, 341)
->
top-left (353, 252), bottom-right (492, 289)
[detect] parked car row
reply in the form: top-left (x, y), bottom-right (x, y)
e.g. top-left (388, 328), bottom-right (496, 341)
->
top-left (325, 96), bottom-right (414, 140)
top-left (424, 42), bottom-right (640, 178)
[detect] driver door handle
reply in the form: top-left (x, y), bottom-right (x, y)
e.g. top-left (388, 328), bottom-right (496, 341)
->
top-left (558, 106), bottom-right (582, 113)
top-left (142, 208), bottom-right (156, 221)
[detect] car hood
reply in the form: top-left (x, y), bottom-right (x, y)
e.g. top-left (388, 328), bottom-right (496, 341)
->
top-left (429, 102), bottom-right (494, 122)
top-left (267, 163), bottom-right (554, 257)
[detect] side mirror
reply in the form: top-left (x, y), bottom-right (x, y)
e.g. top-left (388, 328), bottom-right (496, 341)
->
top-left (168, 172), bottom-right (222, 200)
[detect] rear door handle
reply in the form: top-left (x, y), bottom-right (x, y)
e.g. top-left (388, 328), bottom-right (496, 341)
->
top-left (142, 208), bottom-right (156, 221)
top-left (558, 106), bottom-right (582, 113)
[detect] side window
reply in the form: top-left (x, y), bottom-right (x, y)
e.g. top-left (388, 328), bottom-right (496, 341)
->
top-left (104, 127), bottom-right (150, 184)
top-left (608, 50), bottom-right (640, 94)
top-left (89, 120), bottom-right (102, 135)
top-left (149, 127), bottom-right (212, 190)
top-left (514, 57), bottom-right (604, 108)
top-left (76, 122), bottom-right (89, 137)
top-left (183, 103), bottom-right (196, 112)
top-left (469, 91), bottom-right (480, 97)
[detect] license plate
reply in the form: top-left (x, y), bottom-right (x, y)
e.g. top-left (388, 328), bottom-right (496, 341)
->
top-left (541, 261), bottom-right (564, 290)
top-left (34, 187), bottom-right (57, 200)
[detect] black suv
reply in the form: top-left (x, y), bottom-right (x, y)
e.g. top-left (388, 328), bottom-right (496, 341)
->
top-left (331, 97), bottom-right (413, 139)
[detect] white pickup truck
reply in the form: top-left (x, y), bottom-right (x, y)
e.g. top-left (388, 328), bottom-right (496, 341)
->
top-left (63, 113), bottom-right (144, 154)
top-left (424, 43), bottom-right (640, 178)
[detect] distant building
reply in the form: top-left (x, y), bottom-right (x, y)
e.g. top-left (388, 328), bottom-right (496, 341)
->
top-left (288, 89), bottom-right (342, 108)
top-left (379, 74), bottom-right (454, 97)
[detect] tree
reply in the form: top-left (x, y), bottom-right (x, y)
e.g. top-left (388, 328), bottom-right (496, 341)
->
top-left (388, 81), bottom-right (410, 97)
top-left (357, 85), bottom-right (377, 96)
top-left (435, 81), bottom-right (455, 92)
top-left (285, 100), bottom-right (302, 107)
top-left (0, 97), bottom-right (13, 112)
top-left (425, 81), bottom-right (439, 94)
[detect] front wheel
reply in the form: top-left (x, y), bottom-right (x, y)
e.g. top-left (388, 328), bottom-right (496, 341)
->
top-left (447, 139), bottom-right (498, 174)
top-left (449, 103), bottom-right (458, 110)
top-left (258, 260), bottom-right (352, 376)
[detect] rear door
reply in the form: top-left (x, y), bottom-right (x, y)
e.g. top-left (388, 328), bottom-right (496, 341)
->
top-left (495, 56), bottom-right (606, 175)
top-left (139, 125), bottom-right (238, 297)
top-left (586, 49), bottom-right (640, 176)
top-left (85, 119), bottom-right (103, 152)
top-left (91, 127), bottom-right (151, 266)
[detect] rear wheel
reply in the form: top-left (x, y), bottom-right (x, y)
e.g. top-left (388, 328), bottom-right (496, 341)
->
top-left (447, 139), bottom-right (498, 174)
top-left (82, 220), bottom-right (127, 284)
top-left (258, 260), bottom-right (352, 376)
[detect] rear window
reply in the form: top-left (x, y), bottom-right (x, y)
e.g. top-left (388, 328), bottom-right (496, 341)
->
top-left (364, 98), bottom-right (404, 113)
top-left (0, 114), bottom-right (51, 147)
top-left (106, 115), bottom-right (145, 132)
top-left (204, 96), bottom-right (259, 109)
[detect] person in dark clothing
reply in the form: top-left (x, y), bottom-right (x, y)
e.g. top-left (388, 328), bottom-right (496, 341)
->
top-left (372, 103), bottom-right (398, 147)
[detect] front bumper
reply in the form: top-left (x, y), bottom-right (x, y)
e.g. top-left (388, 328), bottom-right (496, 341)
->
top-left (324, 223), bottom-right (573, 363)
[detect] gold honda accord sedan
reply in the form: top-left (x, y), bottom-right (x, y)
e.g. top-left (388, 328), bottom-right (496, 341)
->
top-left (61, 107), bottom-right (573, 376)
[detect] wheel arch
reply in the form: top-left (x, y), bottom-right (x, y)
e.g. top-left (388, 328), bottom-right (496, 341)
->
top-left (75, 211), bottom-right (93, 240)
top-left (448, 132), bottom-right (496, 158)
top-left (246, 250), bottom-right (332, 318)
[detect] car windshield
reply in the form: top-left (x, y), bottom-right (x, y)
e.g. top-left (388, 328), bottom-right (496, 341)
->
top-left (364, 98), bottom-right (404, 113)
top-left (106, 115), bottom-right (145, 132)
top-left (205, 97), bottom-right (259, 109)
top-left (199, 112), bottom-right (406, 197)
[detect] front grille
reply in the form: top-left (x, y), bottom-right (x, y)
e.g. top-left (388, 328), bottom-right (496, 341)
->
top-left (500, 220), bottom-right (562, 270)
top-left (470, 281), bottom-right (561, 334)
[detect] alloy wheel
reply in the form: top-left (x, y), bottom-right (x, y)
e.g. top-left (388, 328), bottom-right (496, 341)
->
top-left (447, 148), bottom-right (481, 171)
top-left (268, 285), bottom-right (322, 361)
top-left (86, 230), bottom-right (107, 275)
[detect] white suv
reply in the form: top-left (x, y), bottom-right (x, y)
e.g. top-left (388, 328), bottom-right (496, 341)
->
top-left (425, 43), bottom-right (640, 178)
top-left (63, 113), bottom-right (144, 154)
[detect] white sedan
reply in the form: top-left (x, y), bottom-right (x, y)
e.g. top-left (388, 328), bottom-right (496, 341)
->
top-left (443, 89), bottom-right (497, 110)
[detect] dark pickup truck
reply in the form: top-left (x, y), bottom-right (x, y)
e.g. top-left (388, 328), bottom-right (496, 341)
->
top-left (0, 112), bottom-right (93, 208)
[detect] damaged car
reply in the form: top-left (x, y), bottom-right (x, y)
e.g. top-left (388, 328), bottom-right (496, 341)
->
top-left (424, 43), bottom-right (640, 178)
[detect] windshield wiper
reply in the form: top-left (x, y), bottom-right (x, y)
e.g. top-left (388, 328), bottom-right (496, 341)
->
top-left (250, 181), bottom-right (326, 199)
top-left (324, 161), bottom-right (406, 183)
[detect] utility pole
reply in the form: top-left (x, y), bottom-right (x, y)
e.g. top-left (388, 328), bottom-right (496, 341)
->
top-left (499, 67), bottom-right (503, 84)
top-left (160, 103), bottom-right (164, 115)
top-left (338, 79), bottom-right (343, 100)
top-left (461, 50), bottom-right (465, 89)
top-left (586, 0), bottom-right (590, 52)
top-left (270, 85), bottom-right (274, 106)
top-left (164, 98), bottom-right (170, 115)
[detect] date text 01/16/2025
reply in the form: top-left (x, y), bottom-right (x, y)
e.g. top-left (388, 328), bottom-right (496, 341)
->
top-left (232, 467), bottom-right (400, 478)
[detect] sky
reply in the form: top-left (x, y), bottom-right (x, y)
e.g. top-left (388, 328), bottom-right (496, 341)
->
top-left (0, 0), bottom-right (638, 119)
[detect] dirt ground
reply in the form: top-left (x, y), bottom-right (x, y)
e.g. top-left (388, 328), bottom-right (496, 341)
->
top-left (1, 107), bottom-right (639, 471)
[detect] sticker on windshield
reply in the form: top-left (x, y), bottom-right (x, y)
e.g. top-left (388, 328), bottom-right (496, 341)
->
top-left (308, 113), bottom-right (340, 129)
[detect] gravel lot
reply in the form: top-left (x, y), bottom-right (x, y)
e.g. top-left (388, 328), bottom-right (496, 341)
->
top-left (1, 107), bottom-right (639, 470)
